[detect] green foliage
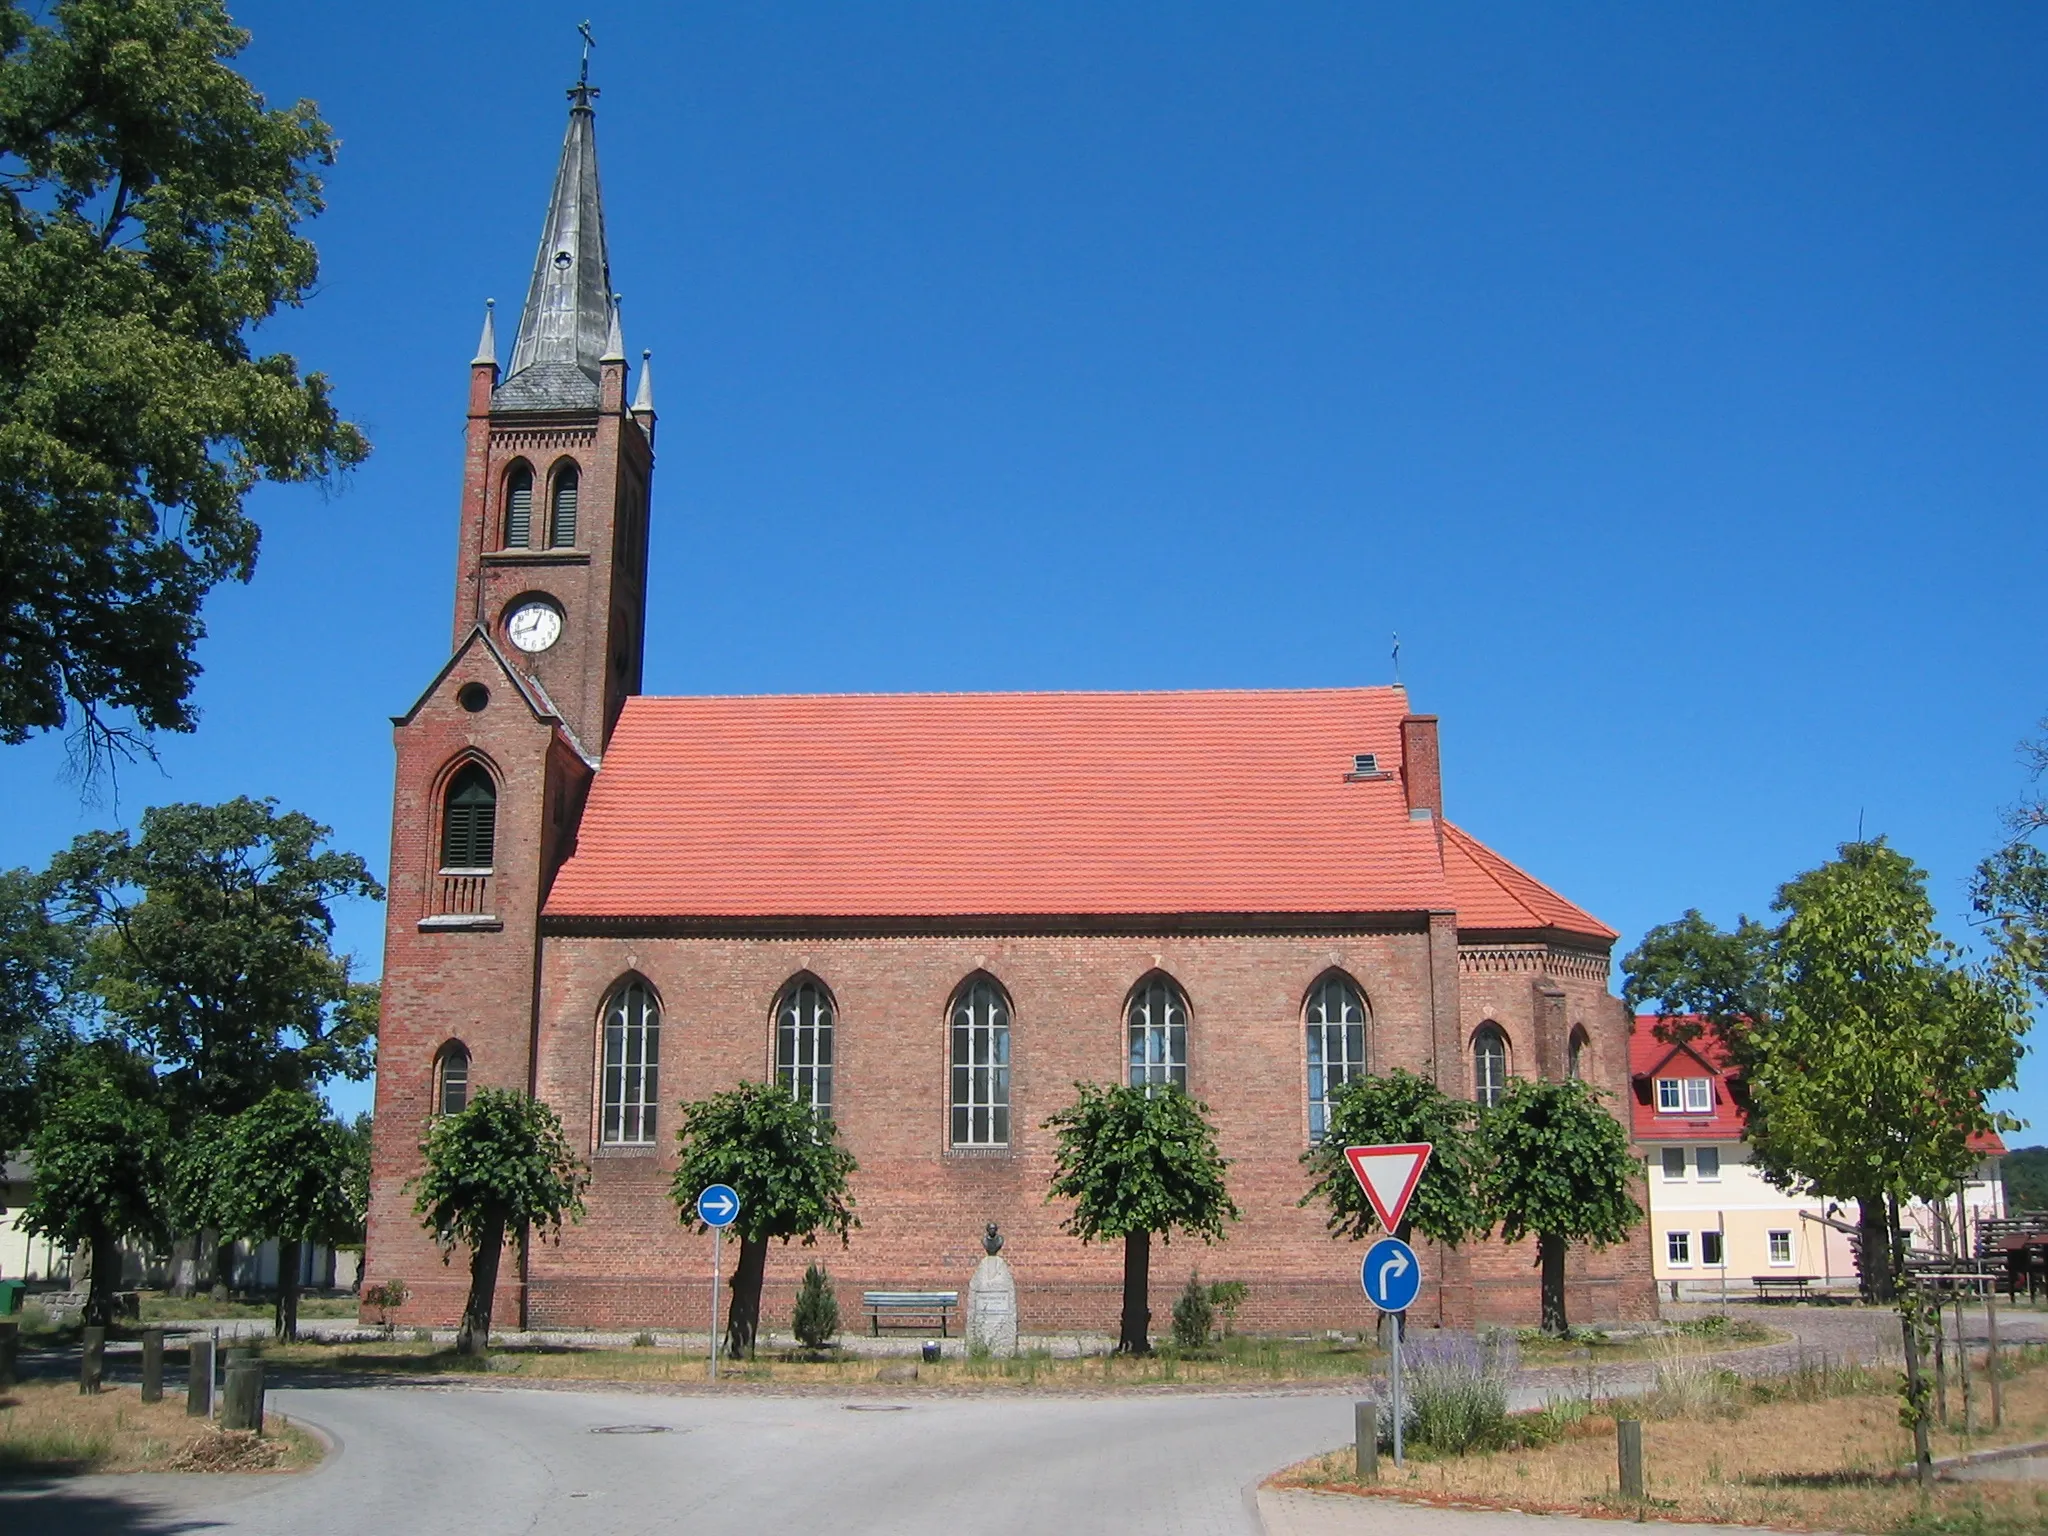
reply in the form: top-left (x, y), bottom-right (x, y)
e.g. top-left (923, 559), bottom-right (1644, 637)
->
top-left (411, 1088), bottom-right (586, 1256)
top-left (0, 863), bottom-right (82, 1150)
top-left (1206, 1278), bottom-right (1247, 1335)
top-left (1480, 1077), bottom-right (1640, 1247)
top-left (1622, 908), bottom-right (1776, 1060)
top-left (199, 1088), bottom-right (359, 1249)
top-left (1298, 1067), bottom-right (1490, 1246)
top-left (18, 1042), bottom-right (168, 1251)
top-left (48, 796), bottom-right (383, 1123)
top-left (1043, 1082), bottom-right (1239, 1244)
top-left (1171, 1271), bottom-right (1213, 1349)
top-left (2003, 1145), bottom-right (2048, 1212)
top-left (669, 1081), bottom-right (859, 1246)
top-left (792, 1262), bottom-right (840, 1349)
top-left (0, 0), bottom-right (368, 763)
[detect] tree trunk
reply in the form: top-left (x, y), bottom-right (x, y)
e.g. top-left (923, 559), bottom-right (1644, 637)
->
top-left (1857, 1199), bottom-right (1895, 1303)
top-left (274, 1238), bottom-right (302, 1343)
top-left (211, 1236), bottom-right (234, 1303)
top-left (1901, 1304), bottom-right (1933, 1486)
top-left (457, 1212), bottom-right (505, 1357)
top-left (1118, 1230), bottom-right (1153, 1355)
top-left (171, 1233), bottom-right (197, 1299)
top-left (83, 1227), bottom-right (120, 1329)
top-left (726, 1235), bottom-right (769, 1360)
top-left (1538, 1232), bottom-right (1569, 1337)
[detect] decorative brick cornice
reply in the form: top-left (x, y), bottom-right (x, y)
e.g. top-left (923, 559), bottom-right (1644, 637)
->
top-left (1458, 943), bottom-right (1610, 983)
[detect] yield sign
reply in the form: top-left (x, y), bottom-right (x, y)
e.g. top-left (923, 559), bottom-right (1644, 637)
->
top-left (1343, 1142), bottom-right (1433, 1233)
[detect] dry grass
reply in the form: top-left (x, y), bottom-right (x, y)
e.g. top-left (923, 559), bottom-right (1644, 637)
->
top-left (0, 1382), bottom-right (323, 1477)
top-left (1272, 1346), bottom-right (2048, 1534)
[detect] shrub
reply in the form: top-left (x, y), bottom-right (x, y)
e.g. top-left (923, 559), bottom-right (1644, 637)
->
top-left (792, 1262), bottom-right (840, 1349)
top-left (1399, 1332), bottom-right (1517, 1454)
top-left (1207, 1279), bottom-right (1247, 1336)
top-left (1171, 1272), bottom-right (1213, 1350)
top-left (362, 1279), bottom-right (408, 1332)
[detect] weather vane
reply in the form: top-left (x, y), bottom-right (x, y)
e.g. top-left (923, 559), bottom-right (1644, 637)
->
top-left (1391, 632), bottom-right (1401, 687)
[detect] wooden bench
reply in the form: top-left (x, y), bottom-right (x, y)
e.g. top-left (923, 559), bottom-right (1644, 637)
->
top-left (1750, 1275), bottom-right (1815, 1302)
top-left (862, 1291), bottom-right (959, 1337)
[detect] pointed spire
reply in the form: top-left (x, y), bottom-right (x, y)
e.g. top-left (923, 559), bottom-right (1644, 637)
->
top-left (632, 349), bottom-right (655, 415)
top-left (500, 69), bottom-right (613, 409)
top-left (472, 299), bottom-right (498, 367)
top-left (601, 294), bottom-right (625, 364)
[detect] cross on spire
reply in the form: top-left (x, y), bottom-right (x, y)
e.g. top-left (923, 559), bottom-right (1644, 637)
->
top-left (570, 21), bottom-right (598, 109)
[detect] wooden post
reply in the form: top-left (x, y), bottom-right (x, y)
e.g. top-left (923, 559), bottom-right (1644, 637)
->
top-left (1932, 1296), bottom-right (1948, 1425)
top-left (186, 1334), bottom-right (215, 1417)
top-left (221, 1356), bottom-right (264, 1432)
top-left (0, 1320), bottom-right (17, 1387)
top-left (1617, 1419), bottom-right (1645, 1501)
top-left (1985, 1275), bottom-right (2004, 1428)
top-left (140, 1327), bottom-right (164, 1404)
top-left (79, 1324), bottom-right (105, 1394)
top-left (1355, 1398), bottom-right (1379, 1482)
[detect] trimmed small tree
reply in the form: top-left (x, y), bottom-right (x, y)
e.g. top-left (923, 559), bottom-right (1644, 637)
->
top-left (670, 1082), bottom-right (858, 1360)
top-left (19, 1046), bottom-right (171, 1326)
top-left (201, 1088), bottom-right (359, 1341)
top-left (1478, 1077), bottom-right (1641, 1336)
top-left (1044, 1082), bottom-right (1239, 1355)
top-left (410, 1089), bottom-right (587, 1356)
top-left (792, 1263), bottom-right (840, 1351)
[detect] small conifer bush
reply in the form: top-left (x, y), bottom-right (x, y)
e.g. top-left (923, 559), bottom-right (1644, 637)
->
top-left (793, 1262), bottom-right (840, 1349)
top-left (1171, 1272), bottom-right (1213, 1350)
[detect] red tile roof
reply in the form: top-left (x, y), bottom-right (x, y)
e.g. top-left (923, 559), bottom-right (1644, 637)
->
top-left (545, 686), bottom-right (1610, 934)
top-left (1442, 822), bottom-right (1617, 940)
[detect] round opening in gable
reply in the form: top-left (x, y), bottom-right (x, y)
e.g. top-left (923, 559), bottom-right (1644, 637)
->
top-left (457, 683), bottom-right (490, 713)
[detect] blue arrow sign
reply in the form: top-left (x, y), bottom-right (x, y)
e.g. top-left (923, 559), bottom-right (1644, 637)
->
top-left (697, 1184), bottom-right (740, 1229)
top-left (1361, 1235), bottom-right (1421, 1313)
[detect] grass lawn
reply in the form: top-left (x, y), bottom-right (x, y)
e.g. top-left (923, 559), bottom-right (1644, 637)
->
top-left (136, 1292), bottom-right (363, 1323)
top-left (0, 1382), bottom-right (323, 1476)
top-left (1271, 1342), bottom-right (2048, 1534)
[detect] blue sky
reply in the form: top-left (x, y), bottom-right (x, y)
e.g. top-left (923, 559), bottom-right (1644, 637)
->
top-left (2, 4), bottom-right (2044, 1134)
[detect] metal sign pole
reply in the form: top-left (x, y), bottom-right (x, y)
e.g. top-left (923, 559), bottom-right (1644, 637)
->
top-left (708, 1223), bottom-right (722, 1383)
top-left (1391, 1316), bottom-right (1405, 1468)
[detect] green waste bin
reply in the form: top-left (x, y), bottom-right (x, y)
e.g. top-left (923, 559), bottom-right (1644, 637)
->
top-left (0, 1280), bottom-right (24, 1315)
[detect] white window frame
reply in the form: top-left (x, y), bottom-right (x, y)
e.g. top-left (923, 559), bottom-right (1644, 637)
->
top-left (1473, 1026), bottom-right (1508, 1109)
top-left (1305, 976), bottom-right (1369, 1142)
top-left (1700, 1230), bottom-right (1725, 1268)
top-left (775, 979), bottom-right (835, 1120)
top-left (950, 979), bottom-right (1011, 1147)
top-left (1683, 1077), bottom-right (1713, 1113)
top-left (1767, 1229), bottom-right (1794, 1266)
top-left (1695, 1146), bottom-right (1721, 1182)
top-left (1128, 976), bottom-right (1189, 1093)
top-left (1661, 1147), bottom-right (1687, 1181)
top-left (600, 982), bottom-right (660, 1146)
top-left (1656, 1077), bottom-right (1683, 1113)
top-left (1667, 1229), bottom-right (1692, 1267)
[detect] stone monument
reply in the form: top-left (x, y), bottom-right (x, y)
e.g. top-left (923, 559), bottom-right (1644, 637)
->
top-left (966, 1222), bottom-right (1018, 1356)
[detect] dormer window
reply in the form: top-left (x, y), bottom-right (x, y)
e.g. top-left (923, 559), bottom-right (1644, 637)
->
top-left (1656, 1075), bottom-right (1713, 1114)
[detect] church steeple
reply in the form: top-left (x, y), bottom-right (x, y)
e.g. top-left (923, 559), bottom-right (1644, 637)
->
top-left (498, 72), bottom-right (615, 411)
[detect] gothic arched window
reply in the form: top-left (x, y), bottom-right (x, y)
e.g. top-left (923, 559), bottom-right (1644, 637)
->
top-left (549, 464), bottom-right (579, 548)
top-left (1567, 1026), bottom-right (1590, 1081)
top-left (776, 978), bottom-right (835, 1119)
top-left (503, 463), bottom-right (533, 548)
top-left (1127, 974), bottom-right (1188, 1093)
top-left (435, 1042), bottom-right (470, 1116)
top-left (950, 977), bottom-right (1011, 1147)
top-left (1305, 974), bottom-right (1369, 1141)
top-left (1473, 1024), bottom-right (1509, 1109)
top-left (601, 981), bottom-right (660, 1145)
top-left (440, 765), bottom-right (497, 871)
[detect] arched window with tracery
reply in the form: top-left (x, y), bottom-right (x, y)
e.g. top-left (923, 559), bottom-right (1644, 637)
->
top-left (950, 977), bottom-right (1011, 1146)
top-left (1127, 974), bottom-right (1188, 1093)
top-left (1473, 1023), bottom-right (1509, 1109)
top-left (440, 764), bottom-right (497, 871)
top-left (1305, 974), bottom-right (1369, 1140)
top-left (502, 463), bottom-right (533, 548)
top-left (549, 463), bottom-right (579, 548)
top-left (601, 981), bottom-right (660, 1145)
top-left (435, 1042), bottom-right (470, 1116)
top-left (776, 978), bottom-right (835, 1119)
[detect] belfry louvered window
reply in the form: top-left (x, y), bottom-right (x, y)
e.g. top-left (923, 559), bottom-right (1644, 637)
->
top-left (440, 765), bottom-right (497, 870)
top-left (1127, 975), bottom-right (1188, 1093)
top-left (776, 979), bottom-right (835, 1119)
top-left (503, 465), bottom-right (533, 548)
top-left (601, 982), bottom-right (660, 1145)
top-left (549, 464), bottom-right (579, 547)
top-left (950, 979), bottom-right (1011, 1146)
top-left (1305, 975), bottom-right (1369, 1141)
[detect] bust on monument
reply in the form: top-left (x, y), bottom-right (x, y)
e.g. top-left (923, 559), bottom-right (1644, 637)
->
top-left (967, 1223), bottom-right (1018, 1356)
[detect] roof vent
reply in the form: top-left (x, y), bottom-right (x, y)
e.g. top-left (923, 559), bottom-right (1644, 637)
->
top-left (1346, 752), bottom-right (1388, 781)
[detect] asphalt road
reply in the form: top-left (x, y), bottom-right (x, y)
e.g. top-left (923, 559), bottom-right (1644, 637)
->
top-left (2, 1383), bottom-right (1359, 1536)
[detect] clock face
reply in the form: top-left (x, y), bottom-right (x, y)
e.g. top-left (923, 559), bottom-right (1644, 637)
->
top-left (506, 600), bottom-right (563, 653)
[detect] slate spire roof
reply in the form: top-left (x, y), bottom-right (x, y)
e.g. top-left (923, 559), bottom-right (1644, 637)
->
top-left (498, 77), bottom-right (615, 411)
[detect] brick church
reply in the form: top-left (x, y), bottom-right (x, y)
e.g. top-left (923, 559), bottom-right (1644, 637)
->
top-left (362, 80), bottom-right (1655, 1335)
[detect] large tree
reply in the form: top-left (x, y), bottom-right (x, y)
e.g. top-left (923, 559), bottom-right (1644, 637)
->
top-left (669, 1081), bottom-right (858, 1361)
top-left (1479, 1077), bottom-right (1641, 1337)
top-left (410, 1088), bottom-right (586, 1356)
top-left (0, 0), bottom-right (367, 770)
top-left (18, 1042), bottom-right (170, 1325)
top-left (1045, 1082), bottom-right (1239, 1355)
top-left (0, 864), bottom-right (82, 1152)
top-left (1299, 1068), bottom-right (1491, 1248)
top-left (196, 1087), bottom-right (358, 1341)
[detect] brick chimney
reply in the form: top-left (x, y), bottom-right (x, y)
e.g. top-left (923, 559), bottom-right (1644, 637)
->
top-left (1401, 714), bottom-right (1442, 821)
